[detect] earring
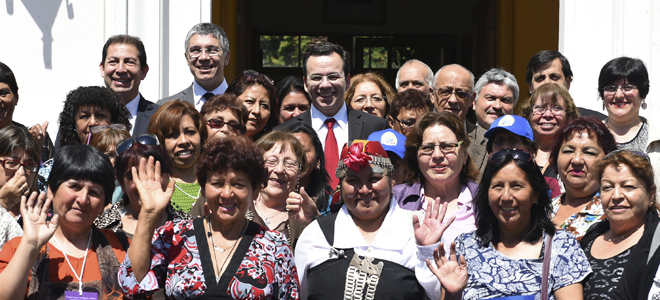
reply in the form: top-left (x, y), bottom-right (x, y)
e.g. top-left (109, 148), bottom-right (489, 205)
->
top-left (642, 99), bottom-right (648, 109)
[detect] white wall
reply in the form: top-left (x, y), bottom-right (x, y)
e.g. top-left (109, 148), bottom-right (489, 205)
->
top-left (0, 0), bottom-right (211, 139)
top-left (560, 0), bottom-right (660, 122)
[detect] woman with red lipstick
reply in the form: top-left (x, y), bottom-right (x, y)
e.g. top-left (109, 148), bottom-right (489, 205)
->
top-left (119, 136), bottom-right (299, 299)
top-left (548, 117), bottom-right (617, 240)
top-left (147, 100), bottom-right (208, 214)
top-left (394, 112), bottom-right (481, 253)
top-left (598, 57), bottom-right (660, 188)
top-left (344, 72), bottom-right (395, 118)
top-left (295, 140), bottom-right (451, 300)
top-left (519, 83), bottom-right (580, 179)
top-left (252, 131), bottom-right (318, 247)
top-left (579, 150), bottom-right (658, 299)
top-left (429, 148), bottom-right (591, 299)
top-left (227, 70), bottom-right (278, 140)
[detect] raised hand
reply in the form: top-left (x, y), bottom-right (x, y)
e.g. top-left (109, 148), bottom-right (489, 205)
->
top-left (20, 192), bottom-right (59, 248)
top-left (131, 156), bottom-right (174, 214)
top-left (426, 242), bottom-right (468, 297)
top-left (0, 166), bottom-right (30, 210)
top-left (413, 197), bottom-right (455, 246)
top-left (28, 121), bottom-right (49, 150)
top-left (286, 187), bottom-right (319, 224)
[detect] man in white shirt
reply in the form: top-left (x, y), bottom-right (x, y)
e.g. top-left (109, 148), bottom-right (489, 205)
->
top-left (100, 34), bottom-right (158, 136)
top-left (158, 23), bottom-right (230, 111)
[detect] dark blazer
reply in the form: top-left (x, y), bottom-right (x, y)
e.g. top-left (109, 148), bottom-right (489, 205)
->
top-left (274, 106), bottom-right (389, 142)
top-left (157, 84), bottom-right (194, 106)
top-left (133, 94), bottom-right (159, 137)
top-left (466, 121), bottom-right (488, 176)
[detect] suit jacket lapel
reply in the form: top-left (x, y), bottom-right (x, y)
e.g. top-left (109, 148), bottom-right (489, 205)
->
top-left (347, 108), bottom-right (362, 142)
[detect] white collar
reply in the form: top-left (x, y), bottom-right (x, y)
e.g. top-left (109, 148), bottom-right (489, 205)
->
top-left (125, 94), bottom-right (141, 117)
top-left (333, 199), bottom-right (411, 250)
top-left (310, 103), bottom-right (349, 132)
top-left (192, 79), bottom-right (228, 100)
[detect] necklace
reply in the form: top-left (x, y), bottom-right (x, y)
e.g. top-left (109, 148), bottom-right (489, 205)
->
top-left (52, 230), bottom-right (93, 295)
top-left (254, 200), bottom-right (286, 226)
top-left (207, 216), bottom-right (247, 282)
top-left (172, 180), bottom-right (201, 200)
top-left (605, 221), bottom-right (644, 242)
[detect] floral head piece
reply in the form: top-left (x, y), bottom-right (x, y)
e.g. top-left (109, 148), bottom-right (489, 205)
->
top-left (336, 140), bottom-right (394, 179)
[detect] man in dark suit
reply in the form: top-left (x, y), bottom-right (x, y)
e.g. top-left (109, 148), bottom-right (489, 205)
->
top-left (276, 42), bottom-right (388, 189)
top-left (433, 64), bottom-right (489, 175)
top-left (157, 23), bottom-right (230, 111)
top-left (526, 50), bottom-right (606, 120)
top-left (100, 35), bottom-right (159, 137)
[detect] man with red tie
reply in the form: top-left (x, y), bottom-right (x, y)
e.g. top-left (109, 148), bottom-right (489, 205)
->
top-left (276, 42), bottom-right (388, 197)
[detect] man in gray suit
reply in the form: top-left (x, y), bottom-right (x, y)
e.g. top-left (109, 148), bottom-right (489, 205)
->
top-left (276, 42), bottom-right (388, 189)
top-left (100, 34), bottom-right (159, 137)
top-left (158, 23), bottom-right (230, 111)
top-left (433, 64), bottom-right (488, 175)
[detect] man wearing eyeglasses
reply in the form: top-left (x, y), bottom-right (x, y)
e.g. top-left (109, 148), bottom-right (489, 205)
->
top-left (472, 68), bottom-right (519, 130)
top-left (433, 64), bottom-right (489, 173)
top-left (158, 23), bottom-right (230, 111)
top-left (526, 50), bottom-right (606, 120)
top-left (276, 42), bottom-right (387, 190)
top-left (100, 35), bottom-right (158, 137)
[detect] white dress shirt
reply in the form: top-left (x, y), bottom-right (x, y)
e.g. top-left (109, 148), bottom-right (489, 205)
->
top-left (125, 94), bottom-right (140, 135)
top-left (311, 103), bottom-right (349, 154)
top-left (294, 199), bottom-right (442, 300)
top-left (192, 79), bottom-right (228, 111)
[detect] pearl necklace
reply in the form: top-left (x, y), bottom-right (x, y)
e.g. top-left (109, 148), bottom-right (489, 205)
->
top-left (172, 180), bottom-right (201, 200)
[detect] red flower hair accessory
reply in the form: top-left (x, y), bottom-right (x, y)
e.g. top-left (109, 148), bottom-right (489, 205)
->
top-left (344, 142), bottom-right (372, 173)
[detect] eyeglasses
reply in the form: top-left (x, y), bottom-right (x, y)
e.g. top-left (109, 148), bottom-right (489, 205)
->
top-left (0, 158), bottom-right (39, 173)
top-left (603, 84), bottom-right (638, 94)
top-left (391, 116), bottom-right (416, 128)
top-left (603, 149), bottom-right (650, 162)
top-left (488, 148), bottom-right (534, 165)
top-left (207, 119), bottom-right (241, 133)
top-left (352, 94), bottom-right (385, 105)
top-left (418, 141), bottom-right (463, 155)
top-left (532, 105), bottom-right (565, 115)
top-left (307, 73), bottom-right (345, 85)
top-left (115, 134), bottom-right (160, 156)
top-left (436, 87), bottom-right (471, 100)
top-left (240, 70), bottom-right (274, 85)
top-left (187, 47), bottom-right (224, 58)
top-left (264, 156), bottom-right (300, 171)
top-left (90, 124), bottom-right (127, 134)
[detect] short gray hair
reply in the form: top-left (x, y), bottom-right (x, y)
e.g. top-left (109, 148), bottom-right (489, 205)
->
top-left (474, 68), bottom-right (519, 105)
top-left (395, 59), bottom-right (433, 89)
top-left (433, 64), bottom-right (475, 90)
top-left (184, 23), bottom-right (230, 53)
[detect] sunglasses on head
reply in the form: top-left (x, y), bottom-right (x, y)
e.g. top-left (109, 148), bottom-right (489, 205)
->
top-left (488, 148), bottom-right (534, 165)
top-left (115, 134), bottom-right (160, 156)
top-left (603, 149), bottom-right (650, 162)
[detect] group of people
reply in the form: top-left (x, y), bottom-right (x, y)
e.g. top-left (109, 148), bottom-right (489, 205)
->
top-left (0, 20), bottom-right (658, 300)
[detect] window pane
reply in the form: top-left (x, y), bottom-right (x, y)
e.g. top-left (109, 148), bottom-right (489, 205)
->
top-left (363, 47), bottom-right (371, 68)
top-left (370, 47), bottom-right (387, 69)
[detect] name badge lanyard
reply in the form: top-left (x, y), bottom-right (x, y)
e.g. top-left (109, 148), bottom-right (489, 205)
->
top-left (53, 231), bottom-right (93, 296)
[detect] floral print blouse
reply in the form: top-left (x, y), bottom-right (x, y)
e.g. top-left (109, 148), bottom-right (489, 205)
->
top-left (550, 193), bottom-right (606, 241)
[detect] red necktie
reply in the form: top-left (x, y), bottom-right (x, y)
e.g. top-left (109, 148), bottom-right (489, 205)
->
top-left (324, 118), bottom-right (339, 190)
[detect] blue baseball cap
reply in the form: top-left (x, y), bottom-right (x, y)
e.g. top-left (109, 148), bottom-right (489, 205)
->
top-left (367, 129), bottom-right (406, 159)
top-left (484, 115), bottom-right (534, 141)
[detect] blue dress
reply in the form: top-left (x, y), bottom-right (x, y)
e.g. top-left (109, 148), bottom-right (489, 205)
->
top-left (455, 230), bottom-right (592, 300)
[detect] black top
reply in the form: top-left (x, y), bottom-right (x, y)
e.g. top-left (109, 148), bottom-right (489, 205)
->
top-left (582, 237), bottom-right (634, 299)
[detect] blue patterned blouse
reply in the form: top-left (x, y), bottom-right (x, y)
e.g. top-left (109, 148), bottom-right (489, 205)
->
top-left (455, 230), bottom-right (592, 300)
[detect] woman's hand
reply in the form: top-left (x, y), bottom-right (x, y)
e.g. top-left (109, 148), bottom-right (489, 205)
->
top-left (426, 242), bottom-right (467, 299)
top-left (28, 121), bottom-right (49, 151)
top-left (286, 187), bottom-right (319, 224)
top-left (413, 197), bottom-right (455, 246)
top-left (131, 156), bottom-right (174, 215)
top-left (20, 191), bottom-right (58, 249)
top-left (0, 166), bottom-right (30, 210)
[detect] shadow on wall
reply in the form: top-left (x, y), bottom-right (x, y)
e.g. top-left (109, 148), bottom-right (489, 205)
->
top-left (7, 0), bottom-right (74, 69)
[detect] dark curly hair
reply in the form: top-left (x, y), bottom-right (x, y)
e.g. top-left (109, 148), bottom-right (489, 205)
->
top-left (474, 151), bottom-right (554, 246)
top-left (403, 111), bottom-right (479, 185)
top-left (57, 86), bottom-right (132, 147)
top-left (196, 136), bottom-right (267, 190)
top-left (226, 71), bottom-right (278, 140)
top-left (549, 116), bottom-right (617, 172)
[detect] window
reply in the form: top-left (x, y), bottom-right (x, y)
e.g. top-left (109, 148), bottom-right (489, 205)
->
top-left (260, 35), bottom-right (312, 68)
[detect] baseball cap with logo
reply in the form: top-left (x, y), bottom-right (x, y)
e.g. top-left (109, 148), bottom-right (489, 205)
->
top-left (367, 129), bottom-right (406, 159)
top-left (484, 115), bottom-right (534, 141)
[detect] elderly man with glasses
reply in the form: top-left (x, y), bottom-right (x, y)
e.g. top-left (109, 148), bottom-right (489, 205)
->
top-left (158, 23), bottom-right (231, 111)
